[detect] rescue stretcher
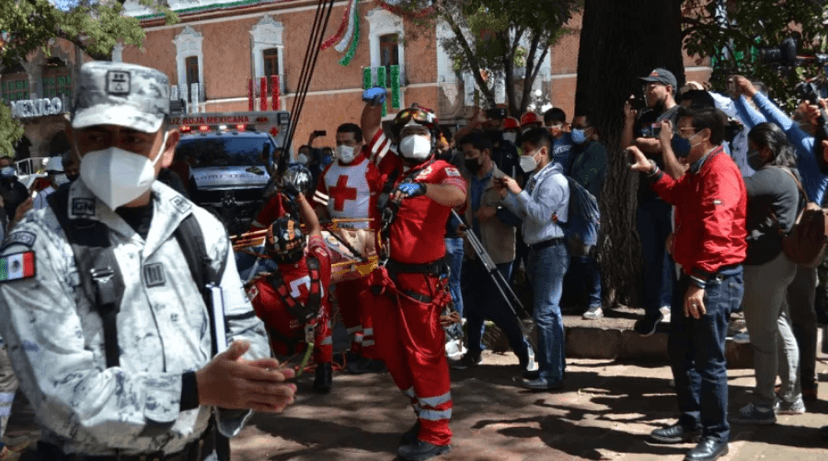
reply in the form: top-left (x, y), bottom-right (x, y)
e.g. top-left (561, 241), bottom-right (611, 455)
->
top-left (230, 218), bottom-right (379, 284)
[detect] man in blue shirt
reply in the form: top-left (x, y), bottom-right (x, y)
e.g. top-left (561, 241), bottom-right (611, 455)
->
top-left (497, 128), bottom-right (570, 390)
top-left (545, 107), bottom-right (574, 173)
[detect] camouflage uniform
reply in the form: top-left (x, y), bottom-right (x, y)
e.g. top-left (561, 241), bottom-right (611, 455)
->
top-left (0, 62), bottom-right (271, 458)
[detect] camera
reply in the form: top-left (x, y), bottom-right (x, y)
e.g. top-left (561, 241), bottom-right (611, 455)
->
top-left (639, 122), bottom-right (661, 139)
top-left (795, 81), bottom-right (823, 104)
top-left (760, 35), bottom-right (828, 69)
top-left (486, 107), bottom-right (506, 120)
top-left (312, 130), bottom-right (327, 137)
top-left (625, 149), bottom-right (637, 167)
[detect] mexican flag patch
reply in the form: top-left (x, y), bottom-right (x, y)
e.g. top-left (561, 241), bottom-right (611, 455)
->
top-left (0, 252), bottom-right (36, 282)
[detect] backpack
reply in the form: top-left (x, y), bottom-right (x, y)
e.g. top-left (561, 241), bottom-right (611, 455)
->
top-left (556, 176), bottom-right (600, 256)
top-left (772, 168), bottom-right (828, 267)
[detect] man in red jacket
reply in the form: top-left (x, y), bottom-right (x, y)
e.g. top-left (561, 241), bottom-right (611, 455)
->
top-left (629, 106), bottom-right (746, 461)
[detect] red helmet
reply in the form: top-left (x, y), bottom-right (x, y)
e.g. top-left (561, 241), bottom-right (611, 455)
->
top-left (266, 216), bottom-right (306, 265)
top-left (520, 112), bottom-right (542, 127)
top-left (393, 104), bottom-right (440, 140)
top-left (503, 116), bottom-right (520, 131)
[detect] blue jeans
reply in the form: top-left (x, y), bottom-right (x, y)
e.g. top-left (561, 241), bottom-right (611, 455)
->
top-left (669, 266), bottom-right (744, 443)
top-left (464, 260), bottom-right (531, 364)
top-left (562, 255), bottom-right (602, 308)
top-left (444, 237), bottom-right (465, 339)
top-left (526, 241), bottom-right (569, 382)
top-left (636, 198), bottom-right (674, 317)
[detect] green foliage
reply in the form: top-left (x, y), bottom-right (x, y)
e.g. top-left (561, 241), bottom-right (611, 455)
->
top-left (682, 0), bottom-right (828, 111)
top-left (397, 0), bottom-right (580, 114)
top-left (0, 103), bottom-right (23, 158)
top-left (0, 0), bottom-right (178, 67)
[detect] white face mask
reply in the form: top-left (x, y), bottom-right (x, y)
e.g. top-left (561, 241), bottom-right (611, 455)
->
top-left (399, 135), bottom-right (432, 161)
top-left (519, 155), bottom-right (538, 173)
top-left (337, 144), bottom-right (356, 164)
top-left (503, 132), bottom-right (518, 144)
top-left (297, 153), bottom-right (309, 165)
top-left (53, 173), bottom-right (69, 187)
top-left (79, 131), bottom-right (168, 210)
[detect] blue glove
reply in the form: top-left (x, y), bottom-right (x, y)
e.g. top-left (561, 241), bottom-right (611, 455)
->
top-left (362, 87), bottom-right (387, 107)
top-left (394, 182), bottom-right (427, 198)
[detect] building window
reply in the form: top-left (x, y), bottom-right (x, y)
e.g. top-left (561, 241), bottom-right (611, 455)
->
top-left (263, 48), bottom-right (279, 78)
top-left (174, 25), bottom-right (205, 103)
top-left (379, 34), bottom-right (399, 86)
top-left (250, 15), bottom-right (285, 93)
top-left (1, 77), bottom-right (28, 104)
top-left (367, 8), bottom-right (405, 88)
top-left (186, 56), bottom-right (199, 87)
top-left (42, 58), bottom-right (72, 101)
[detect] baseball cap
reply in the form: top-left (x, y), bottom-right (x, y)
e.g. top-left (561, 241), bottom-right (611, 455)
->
top-left (71, 61), bottom-right (170, 133)
top-left (640, 68), bottom-right (678, 93)
top-left (0, 167), bottom-right (16, 179)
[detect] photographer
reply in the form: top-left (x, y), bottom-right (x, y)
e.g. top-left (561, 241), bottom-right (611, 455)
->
top-left (622, 68), bottom-right (682, 336)
top-left (629, 106), bottom-right (746, 461)
top-left (730, 75), bottom-right (826, 402)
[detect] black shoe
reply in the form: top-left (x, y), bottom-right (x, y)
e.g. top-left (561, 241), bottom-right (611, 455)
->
top-left (397, 439), bottom-right (450, 461)
top-left (313, 362), bottom-right (332, 394)
top-left (400, 421), bottom-right (420, 445)
top-left (649, 423), bottom-right (702, 444)
top-left (685, 437), bottom-right (728, 461)
top-left (521, 377), bottom-right (564, 391)
top-left (450, 353), bottom-right (481, 370)
top-left (345, 357), bottom-right (386, 374)
top-left (634, 312), bottom-right (664, 337)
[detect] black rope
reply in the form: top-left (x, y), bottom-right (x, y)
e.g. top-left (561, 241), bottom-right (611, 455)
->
top-left (254, 0), bottom-right (335, 216)
top-left (284, 0), bottom-right (336, 158)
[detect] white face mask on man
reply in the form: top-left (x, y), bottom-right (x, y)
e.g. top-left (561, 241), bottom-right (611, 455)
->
top-left (337, 144), bottom-right (357, 164)
top-left (78, 131), bottom-right (168, 210)
top-left (399, 135), bottom-right (432, 161)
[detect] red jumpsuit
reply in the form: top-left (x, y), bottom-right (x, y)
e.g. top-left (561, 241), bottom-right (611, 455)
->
top-left (366, 135), bottom-right (466, 447)
top-left (250, 193), bottom-right (288, 231)
top-left (247, 235), bottom-right (334, 364)
top-left (314, 151), bottom-right (382, 358)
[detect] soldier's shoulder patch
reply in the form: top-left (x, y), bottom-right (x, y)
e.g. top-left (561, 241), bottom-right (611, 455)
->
top-left (1, 231), bottom-right (36, 251)
top-left (71, 198), bottom-right (96, 218)
top-left (444, 167), bottom-right (461, 177)
top-left (171, 195), bottom-right (192, 214)
top-left (0, 251), bottom-right (36, 283)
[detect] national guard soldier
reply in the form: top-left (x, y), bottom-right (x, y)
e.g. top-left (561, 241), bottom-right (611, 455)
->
top-left (0, 62), bottom-right (296, 460)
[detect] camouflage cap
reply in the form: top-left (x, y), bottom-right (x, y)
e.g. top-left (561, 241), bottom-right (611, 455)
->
top-left (71, 61), bottom-right (170, 133)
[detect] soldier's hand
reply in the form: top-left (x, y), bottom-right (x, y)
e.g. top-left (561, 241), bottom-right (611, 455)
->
top-left (9, 197), bottom-right (32, 229)
top-left (196, 340), bottom-right (296, 413)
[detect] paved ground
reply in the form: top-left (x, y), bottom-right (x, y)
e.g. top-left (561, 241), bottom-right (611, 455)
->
top-left (226, 353), bottom-right (828, 461)
top-left (5, 307), bottom-right (828, 460)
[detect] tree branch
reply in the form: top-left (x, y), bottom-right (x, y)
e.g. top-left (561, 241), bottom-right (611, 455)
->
top-left (444, 12), bottom-right (496, 106)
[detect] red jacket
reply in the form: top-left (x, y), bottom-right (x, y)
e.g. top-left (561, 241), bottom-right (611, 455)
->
top-left (652, 146), bottom-right (747, 279)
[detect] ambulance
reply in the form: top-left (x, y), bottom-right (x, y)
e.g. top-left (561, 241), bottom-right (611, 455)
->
top-left (169, 110), bottom-right (291, 234)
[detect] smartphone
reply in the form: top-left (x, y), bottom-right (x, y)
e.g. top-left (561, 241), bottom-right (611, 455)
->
top-left (312, 130), bottom-right (327, 137)
top-left (625, 148), bottom-right (637, 167)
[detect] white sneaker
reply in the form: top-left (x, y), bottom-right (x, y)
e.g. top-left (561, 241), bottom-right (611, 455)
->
top-left (659, 306), bottom-right (671, 323)
top-left (445, 338), bottom-right (466, 361)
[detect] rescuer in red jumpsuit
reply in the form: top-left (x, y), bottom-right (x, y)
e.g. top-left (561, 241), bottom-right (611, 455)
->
top-left (246, 190), bottom-right (334, 393)
top-left (361, 89), bottom-right (467, 461)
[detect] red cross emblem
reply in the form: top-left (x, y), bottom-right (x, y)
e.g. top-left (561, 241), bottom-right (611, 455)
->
top-left (328, 175), bottom-right (357, 211)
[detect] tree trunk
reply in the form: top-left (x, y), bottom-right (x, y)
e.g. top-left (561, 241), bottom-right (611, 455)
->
top-left (575, 0), bottom-right (684, 308)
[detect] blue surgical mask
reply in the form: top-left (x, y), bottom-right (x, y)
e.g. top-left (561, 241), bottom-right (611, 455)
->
top-left (671, 132), bottom-right (701, 158)
top-left (570, 128), bottom-right (587, 145)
